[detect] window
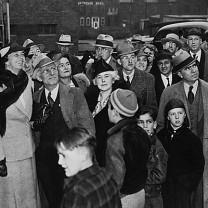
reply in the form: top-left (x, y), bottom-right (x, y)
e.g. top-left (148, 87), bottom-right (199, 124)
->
top-left (38, 24), bottom-right (56, 35)
top-left (101, 17), bottom-right (105, 26)
top-left (86, 17), bottom-right (90, 26)
top-left (80, 17), bottom-right (85, 26)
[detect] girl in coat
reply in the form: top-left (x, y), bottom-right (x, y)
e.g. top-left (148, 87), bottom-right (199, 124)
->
top-left (157, 98), bottom-right (204, 208)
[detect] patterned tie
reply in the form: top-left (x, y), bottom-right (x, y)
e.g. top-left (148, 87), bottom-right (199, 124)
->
top-left (188, 86), bottom-right (194, 104)
top-left (166, 77), bottom-right (170, 87)
top-left (126, 76), bottom-right (131, 89)
top-left (47, 92), bottom-right (54, 107)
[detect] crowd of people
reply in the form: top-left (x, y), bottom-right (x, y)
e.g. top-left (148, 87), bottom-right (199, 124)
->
top-left (0, 27), bottom-right (208, 208)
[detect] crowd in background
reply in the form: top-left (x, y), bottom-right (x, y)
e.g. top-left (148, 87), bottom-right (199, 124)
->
top-left (0, 27), bottom-right (208, 208)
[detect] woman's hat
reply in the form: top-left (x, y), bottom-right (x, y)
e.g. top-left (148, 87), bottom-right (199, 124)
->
top-left (94, 34), bottom-right (114, 48)
top-left (92, 58), bottom-right (114, 78)
top-left (110, 88), bottom-right (138, 117)
top-left (116, 40), bottom-right (138, 59)
top-left (0, 42), bottom-right (29, 58)
top-left (172, 50), bottom-right (195, 74)
top-left (56, 34), bottom-right (74, 46)
top-left (161, 33), bottom-right (182, 49)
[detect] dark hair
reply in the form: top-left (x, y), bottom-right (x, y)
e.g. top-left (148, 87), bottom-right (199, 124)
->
top-left (59, 53), bottom-right (75, 70)
top-left (136, 106), bottom-right (158, 121)
top-left (54, 127), bottom-right (96, 159)
top-left (164, 98), bottom-right (189, 126)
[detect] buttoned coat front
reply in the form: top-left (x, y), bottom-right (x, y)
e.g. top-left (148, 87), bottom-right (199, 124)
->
top-left (33, 82), bottom-right (95, 136)
top-left (156, 79), bottom-right (208, 208)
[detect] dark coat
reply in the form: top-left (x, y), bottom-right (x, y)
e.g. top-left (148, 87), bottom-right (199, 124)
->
top-left (154, 73), bottom-right (181, 105)
top-left (106, 118), bottom-right (150, 195)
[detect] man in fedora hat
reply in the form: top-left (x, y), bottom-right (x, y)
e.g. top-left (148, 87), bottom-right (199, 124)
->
top-left (156, 50), bottom-right (208, 208)
top-left (184, 27), bottom-right (208, 81)
top-left (32, 55), bottom-right (95, 208)
top-left (154, 49), bottom-right (181, 105)
top-left (161, 33), bottom-right (183, 56)
top-left (56, 34), bottom-right (83, 75)
top-left (94, 34), bottom-right (117, 70)
top-left (116, 40), bottom-right (157, 108)
top-left (130, 34), bottom-right (144, 50)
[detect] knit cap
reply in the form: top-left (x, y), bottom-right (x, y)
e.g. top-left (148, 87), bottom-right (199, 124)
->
top-left (110, 89), bottom-right (138, 117)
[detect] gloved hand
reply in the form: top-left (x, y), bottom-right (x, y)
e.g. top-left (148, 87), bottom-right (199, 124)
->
top-left (0, 158), bottom-right (7, 177)
top-left (33, 105), bottom-right (53, 131)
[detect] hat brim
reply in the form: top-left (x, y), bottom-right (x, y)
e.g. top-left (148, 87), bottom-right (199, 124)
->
top-left (116, 49), bottom-right (139, 59)
top-left (173, 57), bottom-right (196, 74)
top-left (161, 38), bottom-right (181, 48)
top-left (56, 42), bottom-right (74, 46)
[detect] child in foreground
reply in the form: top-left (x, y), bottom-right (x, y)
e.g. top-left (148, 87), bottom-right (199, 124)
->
top-left (157, 98), bottom-right (204, 208)
top-left (136, 106), bottom-right (168, 208)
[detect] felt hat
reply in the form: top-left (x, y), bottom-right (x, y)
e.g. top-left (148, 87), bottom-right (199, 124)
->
top-left (116, 40), bottom-right (138, 59)
top-left (172, 50), bottom-right (196, 74)
top-left (92, 58), bottom-right (114, 78)
top-left (56, 34), bottom-right (74, 46)
top-left (110, 88), bottom-right (138, 117)
top-left (184, 27), bottom-right (204, 40)
top-left (0, 42), bottom-right (29, 58)
top-left (23, 39), bottom-right (45, 53)
top-left (161, 33), bottom-right (181, 49)
top-left (155, 49), bottom-right (172, 62)
top-left (131, 34), bottom-right (144, 43)
top-left (94, 34), bottom-right (114, 48)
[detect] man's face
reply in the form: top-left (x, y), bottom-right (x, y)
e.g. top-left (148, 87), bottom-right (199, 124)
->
top-left (57, 57), bottom-right (72, 78)
top-left (157, 59), bottom-right (173, 77)
top-left (143, 47), bottom-right (154, 63)
top-left (187, 35), bottom-right (202, 53)
top-left (119, 52), bottom-right (136, 73)
top-left (29, 45), bottom-right (41, 61)
top-left (162, 41), bottom-right (178, 54)
top-left (59, 45), bottom-right (70, 54)
top-left (178, 62), bottom-right (199, 85)
top-left (137, 113), bottom-right (157, 136)
top-left (95, 46), bottom-right (112, 61)
top-left (57, 142), bottom-right (84, 177)
top-left (38, 63), bottom-right (59, 87)
top-left (7, 51), bottom-right (25, 72)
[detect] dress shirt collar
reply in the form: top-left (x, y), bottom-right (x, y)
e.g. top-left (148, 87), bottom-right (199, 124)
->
top-left (45, 84), bottom-right (59, 102)
top-left (190, 49), bottom-right (201, 62)
top-left (161, 73), bottom-right (173, 87)
top-left (183, 80), bottom-right (198, 97)
top-left (122, 69), bottom-right (135, 83)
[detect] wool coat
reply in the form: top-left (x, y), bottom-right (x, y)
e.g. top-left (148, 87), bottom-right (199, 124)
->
top-left (157, 79), bottom-right (208, 208)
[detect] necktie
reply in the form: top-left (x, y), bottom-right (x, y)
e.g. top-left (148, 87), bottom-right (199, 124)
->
top-left (126, 76), bottom-right (131, 89)
top-left (167, 77), bottom-right (170, 87)
top-left (47, 92), bottom-right (54, 107)
top-left (188, 86), bottom-right (194, 104)
top-left (193, 54), bottom-right (199, 66)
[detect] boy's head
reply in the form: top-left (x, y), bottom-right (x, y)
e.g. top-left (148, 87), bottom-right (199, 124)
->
top-left (136, 106), bottom-right (157, 136)
top-left (108, 88), bottom-right (138, 123)
top-left (165, 98), bottom-right (188, 130)
top-left (55, 127), bottom-right (96, 177)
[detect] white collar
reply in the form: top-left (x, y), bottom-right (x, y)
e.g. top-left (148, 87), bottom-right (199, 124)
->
top-left (122, 69), bottom-right (135, 82)
top-left (45, 84), bottom-right (59, 102)
top-left (190, 49), bottom-right (201, 61)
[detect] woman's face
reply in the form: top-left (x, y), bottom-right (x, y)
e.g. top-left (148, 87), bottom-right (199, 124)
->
top-left (143, 47), bottom-right (154, 63)
top-left (7, 51), bottom-right (25, 72)
top-left (57, 57), bottom-right (72, 78)
top-left (95, 71), bottom-right (114, 91)
top-left (136, 55), bottom-right (148, 71)
top-left (167, 107), bottom-right (186, 130)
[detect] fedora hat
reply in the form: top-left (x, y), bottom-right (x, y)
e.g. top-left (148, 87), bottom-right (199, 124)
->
top-left (131, 34), bottom-right (144, 43)
top-left (172, 51), bottom-right (196, 74)
top-left (116, 40), bottom-right (138, 59)
top-left (23, 39), bottom-right (45, 53)
top-left (184, 27), bottom-right (204, 40)
top-left (155, 49), bottom-right (172, 62)
top-left (56, 34), bottom-right (74, 46)
top-left (0, 42), bottom-right (29, 58)
top-left (94, 34), bottom-right (114, 48)
top-left (161, 33), bottom-right (181, 49)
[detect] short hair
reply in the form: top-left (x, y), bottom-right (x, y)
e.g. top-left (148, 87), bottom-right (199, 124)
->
top-left (54, 127), bottom-right (96, 158)
top-left (136, 106), bottom-right (158, 121)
